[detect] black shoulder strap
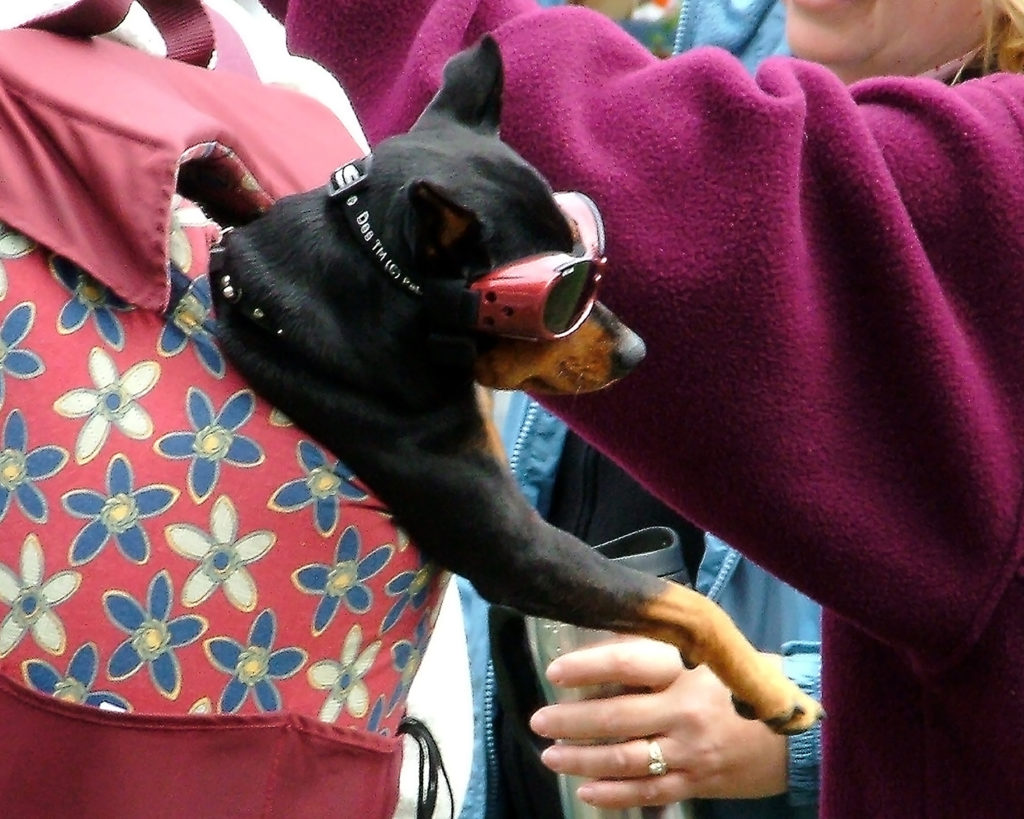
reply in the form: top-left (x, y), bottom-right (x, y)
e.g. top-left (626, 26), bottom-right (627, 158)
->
top-left (397, 716), bottom-right (455, 819)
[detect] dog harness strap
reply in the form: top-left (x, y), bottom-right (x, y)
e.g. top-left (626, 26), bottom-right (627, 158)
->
top-left (327, 155), bottom-right (373, 198)
top-left (209, 232), bottom-right (285, 337)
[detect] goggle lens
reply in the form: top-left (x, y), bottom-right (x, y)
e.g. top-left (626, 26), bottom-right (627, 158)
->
top-left (469, 191), bottom-right (606, 340)
top-left (543, 259), bottom-right (599, 335)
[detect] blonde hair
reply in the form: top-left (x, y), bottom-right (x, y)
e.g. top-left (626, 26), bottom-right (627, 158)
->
top-left (983, 0), bottom-right (1024, 73)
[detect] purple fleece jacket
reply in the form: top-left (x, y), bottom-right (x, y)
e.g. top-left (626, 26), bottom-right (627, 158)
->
top-left (274, 1), bottom-right (1024, 815)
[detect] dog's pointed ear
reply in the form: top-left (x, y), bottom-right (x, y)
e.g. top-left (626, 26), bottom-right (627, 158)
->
top-left (407, 180), bottom-right (489, 275)
top-left (417, 36), bottom-right (503, 134)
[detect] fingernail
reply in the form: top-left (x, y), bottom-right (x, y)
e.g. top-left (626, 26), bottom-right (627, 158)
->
top-left (546, 658), bottom-right (566, 684)
top-left (576, 784), bottom-right (597, 803)
top-left (540, 746), bottom-right (565, 771)
top-left (530, 709), bottom-right (551, 735)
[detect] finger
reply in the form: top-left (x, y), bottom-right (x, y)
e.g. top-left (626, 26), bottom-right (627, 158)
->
top-left (576, 772), bottom-right (690, 809)
top-left (530, 691), bottom-right (672, 741)
top-left (546, 637), bottom-right (683, 690)
top-left (540, 737), bottom-right (668, 780)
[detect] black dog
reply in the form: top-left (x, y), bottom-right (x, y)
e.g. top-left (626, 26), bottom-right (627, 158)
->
top-left (212, 36), bottom-right (821, 734)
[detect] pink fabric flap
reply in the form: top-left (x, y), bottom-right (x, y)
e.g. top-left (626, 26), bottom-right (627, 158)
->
top-left (0, 674), bottom-right (403, 818)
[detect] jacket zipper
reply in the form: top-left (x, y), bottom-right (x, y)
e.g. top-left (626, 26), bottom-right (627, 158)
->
top-left (507, 400), bottom-right (538, 481)
top-left (672, 0), bottom-right (691, 56)
top-left (482, 661), bottom-right (500, 819)
top-left (484, 400), bottom-right (540, 818)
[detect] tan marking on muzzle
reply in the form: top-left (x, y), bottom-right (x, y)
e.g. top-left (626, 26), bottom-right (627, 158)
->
top-left (474, 302), bottom-right (642, 394)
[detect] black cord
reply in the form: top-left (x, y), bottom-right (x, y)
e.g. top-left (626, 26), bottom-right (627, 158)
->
top-left (398, 716), bottom-right (455, 819)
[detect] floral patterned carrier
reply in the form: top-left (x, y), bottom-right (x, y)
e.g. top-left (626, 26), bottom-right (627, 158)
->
top-left (0, 206), bottom-right (445, 737)
top-left (0, 24), bottom-right (448, 818)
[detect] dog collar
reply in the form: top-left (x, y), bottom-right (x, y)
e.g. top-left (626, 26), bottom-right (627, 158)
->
top-left (209, 228), bottom-right (284, 336)
top-left (329, 156), bottom-right (482, 368)
top-left (207, 158), bottom-right (470, 349)
top-left (326, 156), bottom-right (482, 368)
top-left (327, 156), bottom-right (424, 298)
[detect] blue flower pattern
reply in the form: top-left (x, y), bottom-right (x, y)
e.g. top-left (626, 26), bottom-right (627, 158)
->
top-left (204, 609), bottom-right (306, 713)
top-left (269, 440), bottom-right (368, 537)
top-left (155, 387), bottom-right (264, 502)
top-left (158, 271), bottom-right (225, 377)
top-left (386, 615), bottom-right (430, 714)
top-left (381, 557), bottom-right (437, 633)
top-left (0, 409), bottom-right (68, 524)
top-left (22, 642), bottom-right (131, 711)
top-left (0, 210), bottom-right (441, 736)
top-left (51, 256), bottom-right (132, 350)
top-left (104, 570), bottom-right (206, 699)
top-left (63, 454), bottom-right (178, 565)
top-left (0, 302), bottom-right (44, 407)
top-left (293, 526), bottom-right (393, 635)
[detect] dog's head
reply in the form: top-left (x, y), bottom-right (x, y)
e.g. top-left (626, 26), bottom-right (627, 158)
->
top-left (212, 37), bottom-right (643, 411)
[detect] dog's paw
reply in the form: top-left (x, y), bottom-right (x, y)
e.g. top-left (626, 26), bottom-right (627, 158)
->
top-left (726, 651), bottom-right (824, 734)
top-left (731, 687), bottom-right (824, 735)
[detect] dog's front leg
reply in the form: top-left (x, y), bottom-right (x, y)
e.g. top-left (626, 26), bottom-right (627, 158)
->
top-left (373, 438), bottom-right (822, 735)
top-left (247, 373), bottom-right (822, 734)
top-left (483, 513), bottom-right (822, 735)
top-left (469, 387), bottom-right (822, 731)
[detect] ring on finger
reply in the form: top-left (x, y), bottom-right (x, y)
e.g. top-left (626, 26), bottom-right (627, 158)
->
top-left (647, 738), bottom-right (669, 777)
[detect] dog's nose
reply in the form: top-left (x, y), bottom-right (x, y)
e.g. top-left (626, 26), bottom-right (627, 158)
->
top-left (612, 329), bottom-right (646, 377)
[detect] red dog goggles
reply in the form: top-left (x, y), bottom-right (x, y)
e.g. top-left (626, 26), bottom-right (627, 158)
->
top-left (468, 191), bottom-right (606, 340)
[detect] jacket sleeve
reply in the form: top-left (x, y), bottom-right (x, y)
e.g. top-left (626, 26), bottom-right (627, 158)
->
top-left (281, 0), bottom-right (1024, 675)
top-left (782, 642), bottom-right (821, 807)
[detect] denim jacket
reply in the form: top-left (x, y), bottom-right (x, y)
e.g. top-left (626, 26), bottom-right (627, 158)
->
top-left (457, 393), bottom-right (821, 818)
top-left (673, 0), bottom-right (788, 69)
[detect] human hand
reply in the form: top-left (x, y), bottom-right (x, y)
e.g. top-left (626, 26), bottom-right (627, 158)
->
top-left (529, 637), bottom-right (789, 808)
